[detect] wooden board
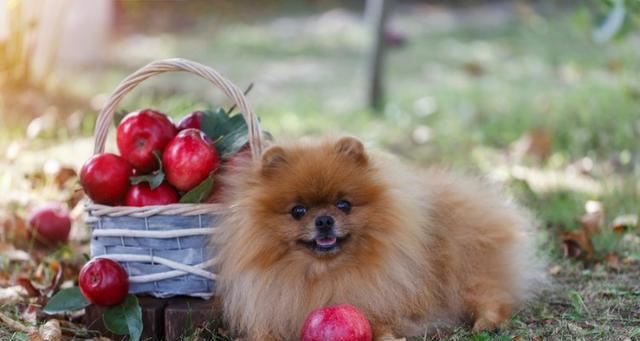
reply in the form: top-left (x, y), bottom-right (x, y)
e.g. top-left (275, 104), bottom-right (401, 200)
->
top-left (164, 297), bottom-right (221, 341)
top-left (84, 296), bottom-right (220, 341)
top-left (84, 296), bottom-right (166, 340)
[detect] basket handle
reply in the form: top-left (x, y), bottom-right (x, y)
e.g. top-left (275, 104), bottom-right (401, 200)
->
top-left (93, 58), bottom-right (264, 160)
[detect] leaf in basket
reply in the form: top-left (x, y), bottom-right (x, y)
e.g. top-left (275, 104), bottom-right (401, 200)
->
top-left (200, 108), bottom-right (231, 142)
top-left (130, 151), bottom-right (165, 189)
top-left (179, 174), bottom-right (214, 204)
top-left (113, 110), bottom-right (128, 128)
top-left (103, 294), bottom-right (142, 341)
top-left (217, 122), bottom-right (250, 159)
top-left (199, 108), bottom-right (250, 158)
top-left (43, 287), bottom-right (91, 314)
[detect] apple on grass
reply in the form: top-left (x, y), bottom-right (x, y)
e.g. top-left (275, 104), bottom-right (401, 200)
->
top-left (79, 258), bottom-right (129, 306)
top-left (301, 304), bottom-right (373, 341)
top-left (28, 203), bottom-right (72, 245)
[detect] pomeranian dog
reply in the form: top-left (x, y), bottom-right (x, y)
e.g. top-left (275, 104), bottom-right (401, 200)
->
top-left (212, 136), bottom-right (545, 340)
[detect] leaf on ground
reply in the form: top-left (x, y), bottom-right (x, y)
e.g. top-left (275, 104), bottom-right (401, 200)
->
top-left (22, 305), bottom-right (38, 325)
top-left (548, 264), bottom-right (562, 276)
top-left (463, 61), bottom-right (486, 77)
top-left (0, 243), bottom-right (32, 262)
top-left (103, 295), bottom-right (142, 341)
top-left (612, 214), bottom-right (638, 233)
top-left (38, 319), bottom-right (62, 341)
top-left (17, 278), bottom-right (40, 297)
top-left (605, 252), bottom-right (621, 270)
top-left (510, 128), bottom-right (553, 161)
top-left (0, 285), bottom-right (28, 304)
top-left (43, 287), bottom-right (90, 314)
top-left (561, 229), bottom-right (594, 260)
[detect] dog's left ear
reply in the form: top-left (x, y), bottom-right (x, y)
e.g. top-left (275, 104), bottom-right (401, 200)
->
top-left (334, 136), bottom-right (367, 164)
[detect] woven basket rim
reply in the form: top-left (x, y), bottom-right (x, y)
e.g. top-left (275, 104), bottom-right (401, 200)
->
top-left (85, 201), bottom-right (226, 217)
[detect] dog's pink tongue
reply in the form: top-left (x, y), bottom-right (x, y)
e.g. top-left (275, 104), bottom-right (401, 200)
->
top-left (316, 236), bottom-right (337, 247)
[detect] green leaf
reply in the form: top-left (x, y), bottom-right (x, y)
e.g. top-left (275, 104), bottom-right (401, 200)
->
top-left (130, 151), bottom-right (165, 189)
top-left (43, 287), bottom-right (91, 314)
top-left (103, 295), bottom-right (142, 341)
top-left (216, 124), bottom-right (249, 159)
top-left (179, 174), bottom-right (214, 204)
top-left (200, 108), bottom-right (232, 142)
top-left (199, 108), bottom-right (250, 159)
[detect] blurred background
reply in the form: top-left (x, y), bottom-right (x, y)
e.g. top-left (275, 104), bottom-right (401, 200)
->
top-left (0, 0), bottom-right (639, 339)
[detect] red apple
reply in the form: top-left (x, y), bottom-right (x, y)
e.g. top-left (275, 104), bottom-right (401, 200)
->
top-left (117, 109), bottom-right (177, 173)
top-left (28, 203), bottom-right (71, 244)
top-left (177, 110), bottom-right (205, 131)
top-left (301, 304), bottom-right (373, 341)
top-left (163, 129), bottom-right (219, 192)
top-left (79, 258), bottom-right (129, 306)
top-left (80, 153), bottom-right (133, 205)
top-left (125, 182), bottom-right (179, 206)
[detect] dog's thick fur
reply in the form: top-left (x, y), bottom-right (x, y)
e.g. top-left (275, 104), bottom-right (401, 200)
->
top-left (212, 136), bottom-right (545, 340)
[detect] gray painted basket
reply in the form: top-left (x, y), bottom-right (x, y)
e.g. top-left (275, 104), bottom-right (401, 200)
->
top-left (85, 58), bottom-right (264, 298)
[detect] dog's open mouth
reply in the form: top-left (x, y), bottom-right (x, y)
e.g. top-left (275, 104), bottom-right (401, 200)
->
top-left (298, 234), bottom-right (350, 254)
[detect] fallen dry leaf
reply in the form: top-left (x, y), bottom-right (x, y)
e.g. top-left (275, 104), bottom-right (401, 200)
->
top-left (0, 285), bottom-right (29, 304)
top-left (605, 253), bottom-right (621, 270)
top-left (511, 128), bottom-right (553, 162)
top-left (561, 229), bottom-right (594, 260)
top-left (612, 214), bottom-right (638, 234)
top-left (17, 278), bottom-right (41, 297)
top-left (463, 60), bottom-right (485, 77)
top-left (28, 330), bottom-right (44, 341)
top-left (0, 243), bottom-right (32, 262)
top-left (1, 212), bottom-right (30, 247)
top-left (22, 304), bottom-right (38, 325)
top-left (548, 264), bottom-right (562, 276)
top-left (39, 319), bottom-right (62, 341)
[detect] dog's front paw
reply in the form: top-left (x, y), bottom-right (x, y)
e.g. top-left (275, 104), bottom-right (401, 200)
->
top-left (472, 317), bottom-right (502, 332)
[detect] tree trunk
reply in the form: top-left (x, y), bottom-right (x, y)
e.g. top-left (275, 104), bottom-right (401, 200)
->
top-left (365, 0), bottom-right (393, 111)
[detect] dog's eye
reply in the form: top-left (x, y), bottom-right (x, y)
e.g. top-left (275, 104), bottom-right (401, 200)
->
top-left (291, 205), bottom-right (307, 220)
top-left (336, 199), bottom-right (351, 213)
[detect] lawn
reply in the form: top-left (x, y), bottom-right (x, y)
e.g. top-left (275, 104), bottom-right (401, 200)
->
top-left (0, 1), bottom-right (639, 340)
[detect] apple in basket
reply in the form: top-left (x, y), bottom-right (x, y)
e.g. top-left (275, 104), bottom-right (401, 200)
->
top-left (301, 304), bottom-right (373, 341)
top-left (163, 128), bottom-right (220, 192)
top-left (80, 153), bottom-right (133, 205)
top-left (125, 182), bottom-right (179, 206)
top-left (117, 109), bottom-right (177, 173)
top-left (177, 110), bottom-right (205, 131)
top-left (79, 258), bottom-right (129, 306)
top-left (28, 203), bottom-right (72, 245)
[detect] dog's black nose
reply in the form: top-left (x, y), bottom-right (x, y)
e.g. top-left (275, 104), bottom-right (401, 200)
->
top-left (315, 215), bottom-right (334, 232)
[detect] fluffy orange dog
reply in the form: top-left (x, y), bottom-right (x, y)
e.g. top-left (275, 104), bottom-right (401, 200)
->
top-left (213, 136), bottom-right (544, 340)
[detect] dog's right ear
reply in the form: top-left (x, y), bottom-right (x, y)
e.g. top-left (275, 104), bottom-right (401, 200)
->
top-left (261, 146), bottom-right (287, 176)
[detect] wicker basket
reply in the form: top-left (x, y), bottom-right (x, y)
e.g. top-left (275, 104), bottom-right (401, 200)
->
top-left (85, 58), bottom-right (264, 298)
